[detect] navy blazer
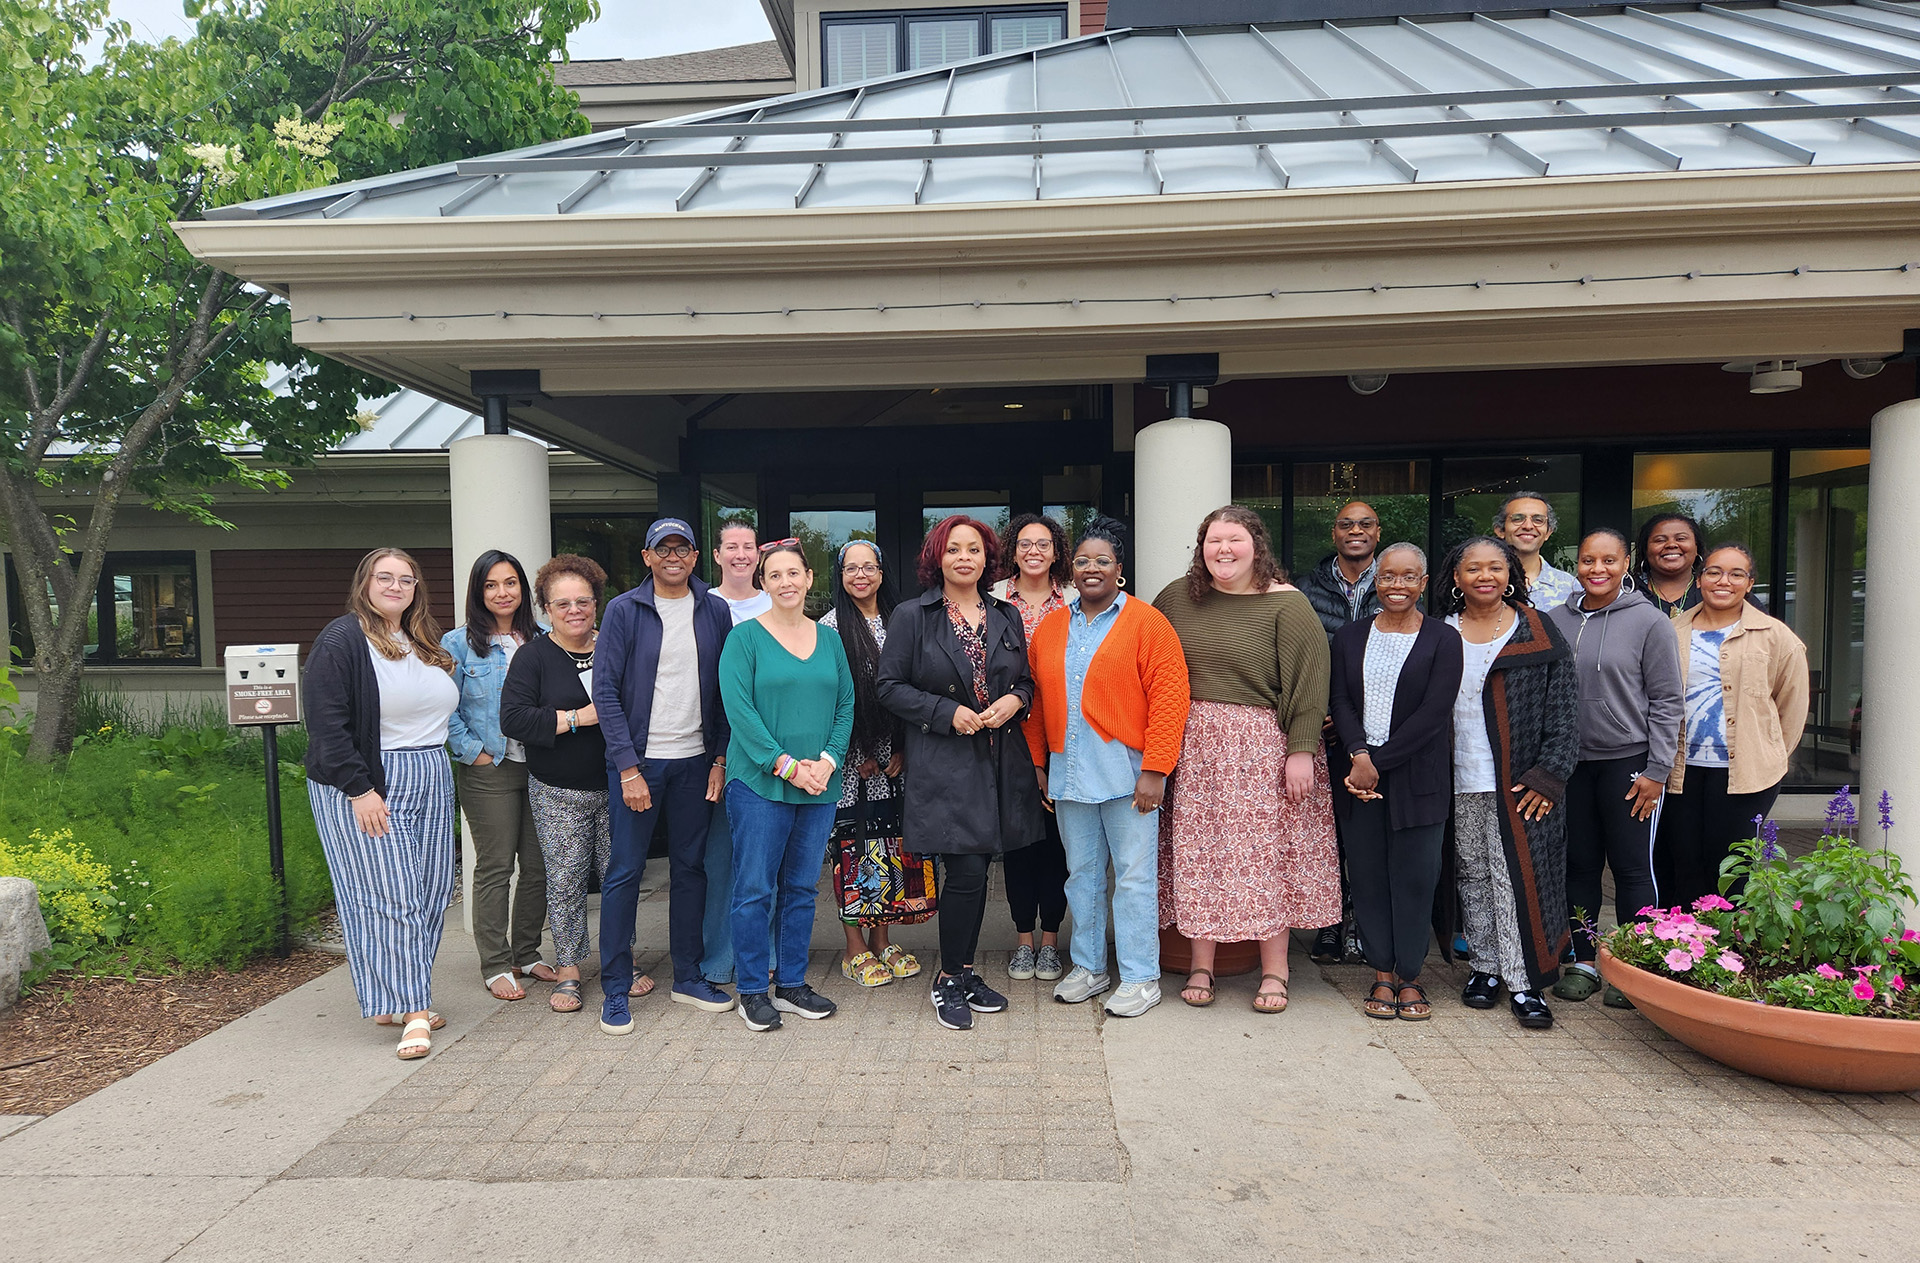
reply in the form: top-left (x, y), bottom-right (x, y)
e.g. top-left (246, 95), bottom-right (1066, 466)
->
top-left (593, 574), bottom-right (733, 773)
top-left (1329, 615), bottom-right (1464, 831)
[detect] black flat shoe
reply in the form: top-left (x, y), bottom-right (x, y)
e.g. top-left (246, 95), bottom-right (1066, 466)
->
top-left (1510, 991), bottom-right (1554, 1030)
top-left (1308, 926), bottom-right (1344, 965)
top-left (1461, 971), bottom-right (1502, 1010)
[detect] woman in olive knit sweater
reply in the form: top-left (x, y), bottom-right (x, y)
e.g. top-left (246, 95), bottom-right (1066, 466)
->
top-left (1155, 506), bottom-right (1340, 1014)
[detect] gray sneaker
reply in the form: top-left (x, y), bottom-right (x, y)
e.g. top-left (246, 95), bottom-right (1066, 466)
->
top-left (1103, 980), bottom-right (1162, 1018)
top-left (1034, 944), bottom-right (1064, 981)
top-left (1007, 945), bottom-right (1037, 980)
top-left (1052, 965), bottom-right (1112, 1004)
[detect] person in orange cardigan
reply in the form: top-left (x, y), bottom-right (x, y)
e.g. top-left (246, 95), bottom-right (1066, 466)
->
top-left (1026, 520), bottom-right (1190, 1017)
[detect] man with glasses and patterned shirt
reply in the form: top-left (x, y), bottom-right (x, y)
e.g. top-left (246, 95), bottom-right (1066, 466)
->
top-left (1300, 501), bottom-right (1383, 966)
top-left (592, 517), bottom-right (736, 1035)
top-left (1493, 491), bottom-right (1577, 611)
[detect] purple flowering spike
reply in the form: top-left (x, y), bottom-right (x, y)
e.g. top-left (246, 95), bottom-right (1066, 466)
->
top-left (1826, 789), bottom-right (1845, 828)
top-left (1880, 790), bottom-right (1895, 837)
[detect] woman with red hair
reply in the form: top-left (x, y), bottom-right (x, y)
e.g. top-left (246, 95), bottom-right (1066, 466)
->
top-left (878, 516), bottom-right (1045, 1031)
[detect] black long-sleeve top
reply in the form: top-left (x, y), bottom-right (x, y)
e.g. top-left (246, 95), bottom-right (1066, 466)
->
top-left (1329, 615), bottom-right (1465, 831)
top-left (500, 634), bottom-right (608, 791)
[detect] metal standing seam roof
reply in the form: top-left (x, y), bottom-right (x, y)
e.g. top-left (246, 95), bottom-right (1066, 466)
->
top-left (207, 4), bottom-right (1920, 222)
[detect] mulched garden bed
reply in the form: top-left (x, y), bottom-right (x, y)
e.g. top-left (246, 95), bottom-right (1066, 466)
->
top-left (0, 949), bottom-right (339, 1116)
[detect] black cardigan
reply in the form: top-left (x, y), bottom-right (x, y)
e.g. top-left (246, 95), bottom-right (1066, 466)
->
top-left (1329, 615), bottom-right (1464, 830)
top-left (499, 633), bottom-right (607, 791)
top-left (303, 613), bottom-right (385, 799)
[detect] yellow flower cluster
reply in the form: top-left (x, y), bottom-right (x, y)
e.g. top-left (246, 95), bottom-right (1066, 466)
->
top-left (272, 116), bottom-right (345, 159)
top-left (0, 828), bottom-right (114, 941)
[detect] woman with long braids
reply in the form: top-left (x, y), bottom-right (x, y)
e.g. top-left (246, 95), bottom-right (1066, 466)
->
top-left (878, 515), bottom-right (1043, 1032)
top-left (1635, 512), bottom-right (1705, 617)
top-left (1545, 528), bottom-right (1683, 1008)
top-left (1438, 536), bottom-right (1579, 1030)
top-left (820, 540), bottom-right (926, 987)
top-left (1154, 506), bottom-right (1338, 1014)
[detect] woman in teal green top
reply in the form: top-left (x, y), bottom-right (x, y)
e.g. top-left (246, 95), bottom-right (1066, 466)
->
top-left (720, 539), bottom-right (856, 1032)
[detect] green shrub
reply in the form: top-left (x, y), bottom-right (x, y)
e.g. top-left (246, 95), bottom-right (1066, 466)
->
top-left (0, 726), bottom-right (332, 973)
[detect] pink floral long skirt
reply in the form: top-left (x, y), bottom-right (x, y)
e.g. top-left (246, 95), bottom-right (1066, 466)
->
top-left (1158, 700), bottom-right (1341, 941)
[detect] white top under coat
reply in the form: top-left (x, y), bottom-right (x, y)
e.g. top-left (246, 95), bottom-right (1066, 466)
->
top-left (1361, 628), bottom-right (1420, 749)
top-left (368, 636), bottom-right (460, 750)
top-left (1448, 614), bottom-right (1519, 794)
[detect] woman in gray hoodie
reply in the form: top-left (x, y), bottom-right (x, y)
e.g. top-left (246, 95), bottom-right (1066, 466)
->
top-left (1543, 527), bottom-right (1683, 1008)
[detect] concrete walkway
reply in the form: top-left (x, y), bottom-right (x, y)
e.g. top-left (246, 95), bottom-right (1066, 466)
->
top-left (1, 865), bottom-right (1911, 1263)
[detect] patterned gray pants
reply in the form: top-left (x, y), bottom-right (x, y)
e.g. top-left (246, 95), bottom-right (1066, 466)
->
top-left (528, 776), bottom-right (612, 969)
top-left (1454, 792), bottom-right (1530, 992)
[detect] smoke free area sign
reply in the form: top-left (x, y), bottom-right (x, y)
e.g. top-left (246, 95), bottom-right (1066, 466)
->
top-left (225, 645), bottom-right (302, 726)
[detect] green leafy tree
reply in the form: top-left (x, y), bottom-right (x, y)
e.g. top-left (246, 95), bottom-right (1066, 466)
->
top-left (0, 0), bottom-right (595, 760)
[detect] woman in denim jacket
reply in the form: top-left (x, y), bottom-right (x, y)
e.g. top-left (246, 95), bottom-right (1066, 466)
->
top-left (444, 550), bottom-right (558, 1000)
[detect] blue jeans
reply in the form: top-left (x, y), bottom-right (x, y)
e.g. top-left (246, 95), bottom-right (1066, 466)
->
top-left (602, 755), bottom-right (713, 996)
top-left (1056, 796), bottom-right (1161, 984)
top-left (725, 780), bottom-right (835, 995)
top-left (698, 800), bottom-right (778, 984)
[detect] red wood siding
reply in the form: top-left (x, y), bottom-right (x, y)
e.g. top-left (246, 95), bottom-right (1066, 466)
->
top-left (1081, 2), bottom-right (1107, 34)
top-left (212, 549), bottom-right (457, 656)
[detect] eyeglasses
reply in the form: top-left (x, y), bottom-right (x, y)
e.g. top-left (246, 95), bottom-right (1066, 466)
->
top-left (650, 544), bottom-right (695, 560)
top-left (1070, 556), bottom-right (1117, 571)
top-left (372, 573), bottom-right (417, 589)
top-left (1702, 567), bottom-right (1752, 583)
top-left (758, 537), bottom-right (801, 552)
top-left (842, 563), bottom-right (881, 577)
top-left (1015, 539), bottom-right (1054, 554)
top-left (1334, 518), bottom-right (1379, 532)
top-left (549, 598), bottom-right (596, 613)
top-left (1376, 573), bottom-right (1427, 588)
top-left (1504, 513), bottom-right (1551, 527)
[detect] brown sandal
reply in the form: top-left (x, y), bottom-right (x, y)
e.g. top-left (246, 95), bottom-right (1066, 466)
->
top-left (1253, 973), bottom-right (1289, 1014)
top-left (1181, 969), bottom-right (1216, 1007)
top-left (1364, 979), bottom-right (1400, 1020)
top-left (1396, 981), bottom-right (1432, 1022)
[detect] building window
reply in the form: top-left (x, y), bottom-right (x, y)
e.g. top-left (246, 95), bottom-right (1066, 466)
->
top-left (1440, 454), bottom-right (1582, 572)
top-left (822, 7), bottom-right (1067, 86)
top-left (1633, 450), bottom-right (1774, 604)
top-left (553, 517), bottom-right (651, 601)
top-left (5, 551), bottom-right (200, 666)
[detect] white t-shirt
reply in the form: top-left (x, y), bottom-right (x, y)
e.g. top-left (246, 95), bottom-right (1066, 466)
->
top-left (368, 636), bottom-right (460, 751)
top-left (721, 589), bottom-right (772, 625)
top-left (646, 592), bottom-right (705, 759)
top-left (1361, 629), bottom-right (1420, 748)
top-left (490, 634), bottom-right (527, 763)
top-left (1448, 613), bottom-right (1519, 793)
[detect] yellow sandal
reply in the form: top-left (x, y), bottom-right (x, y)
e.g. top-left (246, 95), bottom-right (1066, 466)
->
top-left (841, 951), bottom-right (894, 987)
top-left (878, 944), bottom-right (921, 978)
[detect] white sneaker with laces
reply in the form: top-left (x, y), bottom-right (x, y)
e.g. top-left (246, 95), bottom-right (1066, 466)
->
top-left (1103, 980), bottom-right (1162, 1018)
top-left (1052, 965), bottom-right (1112, 1004)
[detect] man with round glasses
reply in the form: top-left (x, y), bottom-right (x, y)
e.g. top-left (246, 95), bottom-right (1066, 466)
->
top-left (1493, 491), bottom-right (1576, 611)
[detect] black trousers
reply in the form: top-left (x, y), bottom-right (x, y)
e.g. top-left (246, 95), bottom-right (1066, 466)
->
top-left (937, 852), bottom-right (993, 977)
top-left (1002, 812), bottom-right (1067, 934)
top-left (1342, 797), bottom-right (1445, 983)
top-left (1655, 767), bottom-right (1781, 913)
top-left (1564, 755), bottom-right (1659, 962)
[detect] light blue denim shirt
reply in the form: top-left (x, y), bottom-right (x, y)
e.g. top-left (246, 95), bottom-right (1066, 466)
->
top-left (1049, 591), bottom-right (1145, 805)
top-left (441, 624), bottom-right (546, 765)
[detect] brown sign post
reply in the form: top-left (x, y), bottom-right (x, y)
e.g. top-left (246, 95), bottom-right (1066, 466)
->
top-left (225, 646), bottom-right (303, 957)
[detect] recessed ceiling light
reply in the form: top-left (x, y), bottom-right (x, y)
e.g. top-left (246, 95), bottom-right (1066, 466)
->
top-left (1003, 402), bottom-right (1024, 410)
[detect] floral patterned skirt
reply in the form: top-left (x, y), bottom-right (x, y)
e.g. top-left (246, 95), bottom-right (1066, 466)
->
top-left (1158, 701), bottom-right (1341, 941)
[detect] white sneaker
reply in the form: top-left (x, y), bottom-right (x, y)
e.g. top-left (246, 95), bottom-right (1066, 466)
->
top-left (1103, 980), bottom-right (1161, 1018)
top-left (1051, 965), bottom-right (1111, 1004)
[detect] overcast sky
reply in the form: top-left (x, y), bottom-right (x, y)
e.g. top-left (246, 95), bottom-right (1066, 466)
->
top-left (107, 1), bottom-right (775, 61)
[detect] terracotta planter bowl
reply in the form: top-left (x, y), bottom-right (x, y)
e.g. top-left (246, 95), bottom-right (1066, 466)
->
top-left (1157, 928), bottom-right (1261, 979)
top-left (1599, 946), bottom-right (1920, 1094)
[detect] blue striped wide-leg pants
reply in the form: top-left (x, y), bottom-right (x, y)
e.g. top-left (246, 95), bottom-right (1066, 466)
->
top-left (309, 747), bottom-right (456, 1018)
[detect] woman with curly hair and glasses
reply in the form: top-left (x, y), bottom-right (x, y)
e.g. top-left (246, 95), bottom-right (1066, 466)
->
top-left (878, 515), bottom-right (1044, 1031)
top-left (991, 513), bottom-right (1072, 982)
top-left (304, 548), bottom-right (460, 1060)
top-left (1153, 506), bottom-right (1338, 1014)
top-left (1437, 535), bottom-right (1578, 1030)
top-left (1635, 512), bottom-right (1705, 616)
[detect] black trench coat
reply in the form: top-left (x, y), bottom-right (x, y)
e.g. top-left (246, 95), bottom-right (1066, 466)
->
top-left (876, 588), bottom-right (1043, 857)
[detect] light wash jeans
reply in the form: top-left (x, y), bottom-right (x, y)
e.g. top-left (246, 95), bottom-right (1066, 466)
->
top-left (1055, 796), bottom-right (1161, 984)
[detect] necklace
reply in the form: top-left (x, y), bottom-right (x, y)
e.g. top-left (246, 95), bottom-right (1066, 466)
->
top-left (1460, 606), bottom-right (1511, 641)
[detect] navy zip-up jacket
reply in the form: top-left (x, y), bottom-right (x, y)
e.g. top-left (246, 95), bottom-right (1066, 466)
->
top-left (593, 574), bottom-right (733, 774)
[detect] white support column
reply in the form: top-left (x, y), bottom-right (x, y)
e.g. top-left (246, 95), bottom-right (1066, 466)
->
top-left (448, 433), bottom-right (552, 933)
top-left (1134, 415), bottom-right (1233, 600)
top-left (1859, 399), bottom-right (1920, 883)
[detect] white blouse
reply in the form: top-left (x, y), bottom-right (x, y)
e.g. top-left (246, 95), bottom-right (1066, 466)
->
top-left (368, 636), bottom-right (460, 750)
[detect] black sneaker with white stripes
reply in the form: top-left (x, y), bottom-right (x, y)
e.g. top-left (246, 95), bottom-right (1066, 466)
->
top-left (738, 992), bottom-right (782, 1032)
top-left (959, 969), bottom-right (1007, 1014)
top-left (772, 984), bottom-right (837, 1020)
top-left (931, 974), bottom-right (973, 1030)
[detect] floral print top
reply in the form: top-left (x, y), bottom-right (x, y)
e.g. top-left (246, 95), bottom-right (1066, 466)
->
top-left (945, 598), bottom-right (991, 707)
top-left (1004, 583), bottom-right (1067, 640)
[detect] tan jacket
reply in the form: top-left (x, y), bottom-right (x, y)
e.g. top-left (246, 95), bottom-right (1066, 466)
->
top-left (1667, 604), bottom-right (1810, 795)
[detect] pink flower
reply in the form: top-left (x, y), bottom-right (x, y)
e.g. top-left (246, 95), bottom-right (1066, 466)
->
top-left (1794, 901), bottom-right (1804, 911)
top-left (1903, 930), bottom-right (1920, 942)
top-left (1893, 975), bottom-right (1909, 993)
top-left (1816, 964), bottom-right (1843, 980)
top-left (1717, 951), bottom-right (1744, 974)
top-left (1853, 980), bottom-right (1876, 1001)
top-left (1693, 894), bottom-right (1734, 913)
top-left (1689, 939), bottom-right (1710, 961)
top-left (1638, 905), bottom-right (1667, 919)
top-left (1853, 965), bottom-right (1879, 978)
top-left (1664, 948), bottom-right (1693, 972)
